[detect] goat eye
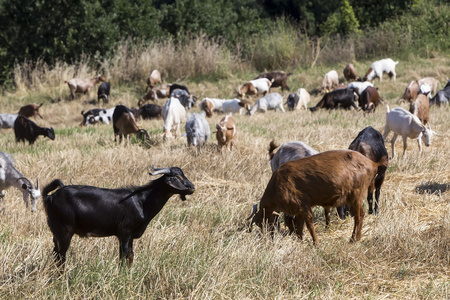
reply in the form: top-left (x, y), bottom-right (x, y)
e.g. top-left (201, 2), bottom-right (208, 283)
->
top-left (177, 175), bottom-right (184, 181)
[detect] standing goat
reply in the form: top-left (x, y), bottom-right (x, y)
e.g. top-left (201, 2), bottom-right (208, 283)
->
top-left (185, 112), bottom-right (210, 148)
top-left (162, 97), bottom-right (186, 141)
top-left (0, 151), bottom-right (40, 212)
top-left (216, 115), bottom-right (237, 152)
top-left (42, 166), bottom-right (195, 269)
top-left (112, 105), bottom-right (149, 143)
top-left (14, 115), bottom-right (55, 145)
top-left (66, 74), bottom-right (106, 100)
top-left (247, 150), bottom-right (388, 244)
top-left (146, 70), bottom-right (162, 91)
top-left (97, 82), bottom-right (111, 104)
top-left (383, 106), bottom-right (437, 157)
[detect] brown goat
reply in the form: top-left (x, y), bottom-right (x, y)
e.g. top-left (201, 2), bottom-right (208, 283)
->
top-left (399, 80), bottom-right (419, 104)
top-left (138, 83), bottom-right (171, 107)
top-left (65, 74), bottom-right (106, 100)
top-left (18, 103), bottom-right (43, 119)
top-left (358, 86), bottom-right (383, 113)
top-left (216, 115), bottom-right (237, 152)
top-left (409, 93), bottom-right (430, 125)
top-left (343, 64), bottom-right (361, 82)
top-left (255, 71), bottom-right (292, 91)
top-left (145, 70), bottom-right (162, 92)
top-left (248, 150), bottom-right (388, 244)
top-left (112, 105), bottom-right (149, 143)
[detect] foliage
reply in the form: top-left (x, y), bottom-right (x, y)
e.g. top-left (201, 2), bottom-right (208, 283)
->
top-left (321, 0), bottom-right (361, 36)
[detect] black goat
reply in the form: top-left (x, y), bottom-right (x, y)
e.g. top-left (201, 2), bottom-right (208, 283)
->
top-left (337, 126), bottom-right (388, 218)
top-left (97, 82), bottom-right (111, 104)
top-left (14, 115), bottom-right (55, 145)
top-left (42, 166), bottom-right (195, 269)
top-left (169, 83), bottom-right (190, 95)
top-left (131, 104), bottom-right (162, 120)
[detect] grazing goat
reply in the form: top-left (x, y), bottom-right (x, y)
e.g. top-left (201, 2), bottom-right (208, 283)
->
top-left (347, 126), bottom-right (388, 215)
top-left (358, 86), bottom-right (383, 113)
top-left (138, 83), bottom-right (171, 107)
top-left (131, 104), bottom-right (162, 120)
top-left (66, 74), bottom-right (106, 100)
top-left (18, 103), bottom-right (43, 119)
top-left (286, 88), bottom-right (310, 111)
top-left (185, 112), bottom-right (210, 148)
top-left (399, 80), bottom-right (419, 103)
top-left (430, 79), bottom-right (450, 106)
top-left (347, 81), bottom-right (373, 96)
top-left (112, 105), bottom-right (149, 143)
top-left (255, 71), bottom-right (292, 91)
top-left (320, 70), bottom-right (339, 93)
top-left (409, 89), bottom-right (430, 125)
top-left (97, 82), bottom-right (111, 104)
top-left (146, 70), bottom-right (162, 91)
top-left (418, 77), bottom-right (438, 97)
top-left (216, 115), bottom-right (237, 152)
top-left (171, 88), bottom-right (196, 110)
top-left (0, 151), bottom-right (40, 212)
top-left (80, 108), bottom-right (107, 126)
top-left (343, 64), bottom-right (361, 82)
top-left (14, 115), bottom-right (55, 145)
top-left (382, 106), bottom-right (437, 157)
top-left (80, 107), bottom-right (115, 126)
top-left (199, 98), bottom-right (243, 117)
top-left (247, 150), bottom-right (388, 244)
top-left (268, 140), bottom-right (319, 232)
top-left (363, 58), bottom-right (398, 82)
top-left (246, 93), bottom-right (285, 116)
top-left (238, 78), bottom-right (272, 99)
top-left (42, 166), bottom-right (195, 269)
top-left (0, 114), bottom-right (18, 131)
top-left (162, 97), bottom-right (187, 141)
top-left (310, 88), bottom-right (358, 112)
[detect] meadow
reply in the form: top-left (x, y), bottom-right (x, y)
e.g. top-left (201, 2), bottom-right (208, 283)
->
top-left (0, 54), bottom-right (449, 299)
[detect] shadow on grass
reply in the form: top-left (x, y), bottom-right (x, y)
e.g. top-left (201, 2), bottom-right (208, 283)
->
top-left (415, 182), bottom-right (449, 195)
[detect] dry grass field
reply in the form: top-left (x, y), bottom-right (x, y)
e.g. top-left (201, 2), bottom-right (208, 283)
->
top-left (0, 55), bottom-right (449, 299)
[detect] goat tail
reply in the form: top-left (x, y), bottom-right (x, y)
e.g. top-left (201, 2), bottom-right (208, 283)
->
top-left (268, 140), bottom-right (279, 160)
top-left (42, 179), bottom-right (64, 204)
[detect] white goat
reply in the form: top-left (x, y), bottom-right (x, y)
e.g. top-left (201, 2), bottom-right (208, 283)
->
top-left (247, 93), bottom-right (285, 116)
top-left (162, 97), bottom-right (186, 140)
top-left (347, 81), bottom-right (374, 96)
top-left (286, 88), bottom-right (310, 110)
top-left (239, 78), bottom-right (272, 99)
top-left (0, 113), bottom-right (18, 131)
top-left (199, 98), bottom-right (243, 117)
top-left (364, 58), bottom-right (399, 82)
top-left (382, 105), bottom-right (437, 157)
top-left (0, 151), bottom-right (40, 212)
top-left (321, 70), bottom-right (339, 93)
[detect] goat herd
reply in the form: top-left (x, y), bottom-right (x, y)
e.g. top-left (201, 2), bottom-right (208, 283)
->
top-left (0, 57), bottom-right (449, 270)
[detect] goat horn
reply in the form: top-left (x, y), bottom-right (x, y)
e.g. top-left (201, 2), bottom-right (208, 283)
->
top-left (149, 166), bottom-right (171, 176)
top-left (36, 178), bottom-right (39, 189)
top-left (17, 177), bottom-right (34, 189)
top-left (246, 203), bottom-right (258, 221)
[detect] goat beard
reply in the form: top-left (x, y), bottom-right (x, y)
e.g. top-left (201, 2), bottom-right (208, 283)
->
top-left (180, 194), bottom-right (187, 201)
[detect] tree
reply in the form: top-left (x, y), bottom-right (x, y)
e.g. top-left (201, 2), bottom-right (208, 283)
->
top-left (320, 0), bottom-right (360, 36)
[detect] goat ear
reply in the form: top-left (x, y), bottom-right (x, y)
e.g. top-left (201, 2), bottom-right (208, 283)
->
top-left (216, 124), bottom-right (221, 130)
top-left (165, 176), bottom-right (190, 194)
